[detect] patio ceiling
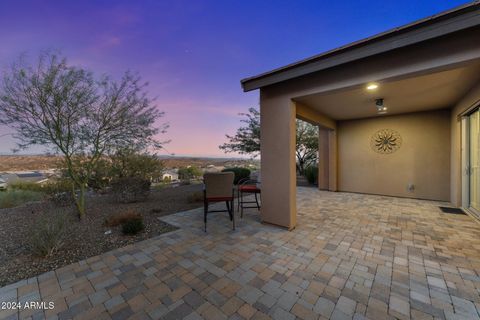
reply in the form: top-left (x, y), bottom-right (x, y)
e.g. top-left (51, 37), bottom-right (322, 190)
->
top-left (294, 62), bottom-right (480, 120)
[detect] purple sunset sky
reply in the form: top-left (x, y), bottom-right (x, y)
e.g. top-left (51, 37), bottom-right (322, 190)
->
top-left (0, 0), bottom-right (469, 157)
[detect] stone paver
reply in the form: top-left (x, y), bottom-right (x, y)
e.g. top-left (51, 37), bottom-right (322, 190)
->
top-left (2, 187), bottom-right (480, 319)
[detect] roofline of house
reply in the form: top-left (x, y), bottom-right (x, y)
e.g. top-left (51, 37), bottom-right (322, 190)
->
top-left (241, 1), bottom-right (480, 92)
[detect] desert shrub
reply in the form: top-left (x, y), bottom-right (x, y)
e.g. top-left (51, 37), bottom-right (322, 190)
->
top-left (121, 216), bottom-right (144, 235)
top-left (49, 192), bottom-right (73, 206)
top-left (43, 179), bottom-right (75, 206)
top-left (110, 150), bottom-right (164, 181)
top-left (222, 167), bottom-right (251, 185)
top-left (42, 179), bottom-right (73, 193)
top-left (111, 177), bottom-right (151, 203)
top-left (152, 181), bottom-right (168, 190)
top-left (9, 181), bottom-right (45, 192)
top-left (0, 190), bottom-right (44, 209)
top-left (88, 158), bottom-right (112, 191)
top-left (29, 211), bottom-right (69, 257)
top-left (10, 179), bottom-right (74, 198)
top-left (304, 165), bottom-right (318, 185)
top-left (187, 191), bottom-right (204, 203)
top-left (8, 179), bottom-right (75, 207)
top-left (105, 210), bottom-right (142, 227)
top-left (86, 151), bottom-right (164, 192)
top-left (178, 166), bottom-right (202, 181)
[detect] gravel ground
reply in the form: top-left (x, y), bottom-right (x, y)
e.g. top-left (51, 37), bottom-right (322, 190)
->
top-left (0, 183), bottom-right (204, 287)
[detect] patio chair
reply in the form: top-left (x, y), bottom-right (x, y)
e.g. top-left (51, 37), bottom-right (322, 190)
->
top-left (237, 176), bottom-right (261, 218)
top-left (203, 172), bottom-right (235, 232)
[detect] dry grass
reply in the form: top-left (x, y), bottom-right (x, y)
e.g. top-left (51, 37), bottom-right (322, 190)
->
top-left (0, 189), bottom-right (44, 208)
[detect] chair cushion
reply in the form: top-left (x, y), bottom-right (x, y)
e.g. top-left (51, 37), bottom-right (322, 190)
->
top-left (239, 185), bottom-right (261, 192)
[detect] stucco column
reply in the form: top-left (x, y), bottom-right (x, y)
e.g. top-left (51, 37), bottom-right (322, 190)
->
top-left (318, 129), bottom-right (329, 190)
top-left (260, 91), bottom-right (297, 230)
top-left (328, 130), bottom-right (338, 191)
top-left (318, 128), bottom-right (338, 191)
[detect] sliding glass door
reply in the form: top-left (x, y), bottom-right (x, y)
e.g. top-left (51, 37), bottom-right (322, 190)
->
top-left (469, 109), bottom-right (480, 212)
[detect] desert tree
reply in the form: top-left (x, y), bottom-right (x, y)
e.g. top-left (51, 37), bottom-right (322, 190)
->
top-left (219, 107), bottom-right (318, 174)
top-left (219, 107), bottom-right (260, 157)
top-left (295, 120), bottom-right (319, 175)
top-left (0, 52), bottom-right (168, 218)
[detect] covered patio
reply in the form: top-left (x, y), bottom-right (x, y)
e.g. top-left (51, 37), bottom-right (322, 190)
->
top-left (241, 2), bottom-right (480, 230)
top-left (2, 188), bottom-right (480, 319)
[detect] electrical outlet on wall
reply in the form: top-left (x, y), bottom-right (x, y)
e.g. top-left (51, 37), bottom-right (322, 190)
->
top-left (407, 183), bottom-right (415, 192)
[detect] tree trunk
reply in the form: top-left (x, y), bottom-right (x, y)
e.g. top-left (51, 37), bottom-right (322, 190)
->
top-left (297, 158), bottom-right (305, 176)
top-left (73, 183), bottom-right (86, 219)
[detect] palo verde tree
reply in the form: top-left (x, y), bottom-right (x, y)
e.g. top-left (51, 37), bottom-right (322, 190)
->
top-left (219, 107), bottom-right (318, 175)
top-left (0, 52), bottom-right (168, 218)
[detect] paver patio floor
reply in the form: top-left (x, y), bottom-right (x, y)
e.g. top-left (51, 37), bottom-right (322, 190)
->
top-left (2, 187), bottom-right (480, 320)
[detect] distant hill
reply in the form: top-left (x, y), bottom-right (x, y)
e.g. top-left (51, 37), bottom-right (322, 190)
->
top-left (0, 155), bottom-right (62, 171)
top-left (159, 155), bottom-right (257, 169)
top-left (0, 155), bottom-right (259, 171)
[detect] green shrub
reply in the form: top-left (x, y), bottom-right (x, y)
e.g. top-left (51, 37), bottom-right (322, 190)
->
top-left (111, 177), bottom-right (151, 203)
top-left (0, 190), bottom-right (44, 209)
top-left (222, 167), bottom-right (251, 185)
top-left (304, 165), bottom-right (318, 185)
top-left (9, 181), bottom-right (44, 192)
top-left (29, 211), bottom-right (69, 257)
top-left (121, 216), bottom-right (144, 235)
top-left (178, 166), bottom-right (202, 181)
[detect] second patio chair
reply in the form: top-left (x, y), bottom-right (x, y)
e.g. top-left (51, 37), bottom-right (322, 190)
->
top-left (237, 177), bottom-right (261, 218)
top-left (203, 172), bottom-right (235, 232)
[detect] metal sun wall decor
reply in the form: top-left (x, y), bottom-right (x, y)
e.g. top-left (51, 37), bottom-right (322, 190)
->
top-left (370, 129), bottom-right (402, 154)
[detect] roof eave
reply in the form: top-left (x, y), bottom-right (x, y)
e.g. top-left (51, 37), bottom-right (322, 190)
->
top-left (241, 1), bottom-right (480, 92)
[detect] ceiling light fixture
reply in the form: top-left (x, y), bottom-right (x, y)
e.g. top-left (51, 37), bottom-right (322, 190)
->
top-left (376, 98), bottom-right (387, 114)
top-left (366, 83), bottom-right (378, 90)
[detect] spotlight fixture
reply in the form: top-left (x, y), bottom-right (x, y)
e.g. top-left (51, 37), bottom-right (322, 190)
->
top-left (366, 83), bottom-right (378, 90)
top-left (376, 98), bottom-right (387, 114)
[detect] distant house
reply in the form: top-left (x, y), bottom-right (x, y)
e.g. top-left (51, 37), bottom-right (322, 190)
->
top-left (162, 170), bottom-right (179, 182)
top-left (0, 171), bottom-right (48, 186)
top-left (203, 165), bottom-right (225, 173)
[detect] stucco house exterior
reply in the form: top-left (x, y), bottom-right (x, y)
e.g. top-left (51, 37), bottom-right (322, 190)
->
top-left (241, 2), bottom-right (480, 229)
top-left (162, 170), bottom-right (179, 182)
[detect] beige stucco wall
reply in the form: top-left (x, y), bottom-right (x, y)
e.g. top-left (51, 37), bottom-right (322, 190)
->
top-left (337, 110), bottom-right (451, 201)
top-left (256, 29), bottom-right (480, 229)
top-left (450, 80), bottom-right (480, 206)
